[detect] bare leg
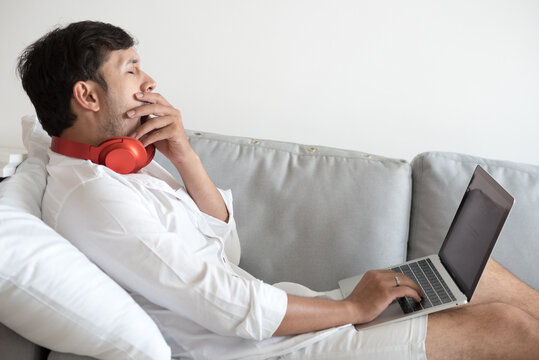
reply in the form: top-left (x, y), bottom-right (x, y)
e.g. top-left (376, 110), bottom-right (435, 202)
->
top-left (466, 259), bottom-right (539, 320)
top-left (425, 259), bottom-right (539, 359)
top-left (426, 302), bottom-right (539, 360)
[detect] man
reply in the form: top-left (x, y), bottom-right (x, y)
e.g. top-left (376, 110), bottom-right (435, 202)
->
top-left (18, 21), bottom-right (539, 359)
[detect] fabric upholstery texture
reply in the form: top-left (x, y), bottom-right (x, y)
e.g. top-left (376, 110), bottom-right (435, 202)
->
top-left (409, 152), bottom-right (539, 290)
top-left (0, 322), bottom-right (48, 360)
top-left (156, 130), bottom-right (413, 291)
top-left (47, 352), bottom-right (95, 360)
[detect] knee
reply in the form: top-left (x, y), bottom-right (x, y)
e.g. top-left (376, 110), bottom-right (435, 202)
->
top-left (427, 303), bottom-right (539, 359)
top-left (480, 303), bottom-right (538, 340)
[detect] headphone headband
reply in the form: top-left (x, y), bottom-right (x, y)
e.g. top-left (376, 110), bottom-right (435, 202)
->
top-left (51, 136), bottom-right (155, 174)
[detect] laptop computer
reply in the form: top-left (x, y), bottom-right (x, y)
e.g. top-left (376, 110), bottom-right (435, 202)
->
top-left (338, 165), bottom-right (514, 330)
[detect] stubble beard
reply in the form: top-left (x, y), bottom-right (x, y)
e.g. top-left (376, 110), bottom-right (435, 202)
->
top-left (100, 95), bottom-right (129, 139)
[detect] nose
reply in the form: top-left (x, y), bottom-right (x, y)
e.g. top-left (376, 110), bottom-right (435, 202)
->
top-left (141, 72), bottom-right (156, 93)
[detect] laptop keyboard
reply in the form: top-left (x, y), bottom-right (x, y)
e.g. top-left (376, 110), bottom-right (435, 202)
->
top-left (392, 258), bottom-right (457, 314)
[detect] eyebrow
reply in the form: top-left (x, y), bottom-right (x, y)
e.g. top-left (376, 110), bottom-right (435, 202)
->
top-left (125, 58), bottom-right (139, 66)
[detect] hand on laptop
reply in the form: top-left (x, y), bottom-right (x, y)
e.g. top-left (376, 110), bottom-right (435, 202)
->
top-left (344, 269), bottom-right (424, 324)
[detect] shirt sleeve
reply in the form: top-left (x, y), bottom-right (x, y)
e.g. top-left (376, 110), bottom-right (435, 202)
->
top-left (195, 188), bottom-right (241, 266)
top-left (54, 176), bottom-right (287, 341)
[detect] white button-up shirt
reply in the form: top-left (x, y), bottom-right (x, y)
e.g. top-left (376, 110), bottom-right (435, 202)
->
top-left (42, 152), bottom-right (342, 360)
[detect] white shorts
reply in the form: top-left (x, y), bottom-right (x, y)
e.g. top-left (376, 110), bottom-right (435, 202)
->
top-left (275, 315), bottom-right (428, 360)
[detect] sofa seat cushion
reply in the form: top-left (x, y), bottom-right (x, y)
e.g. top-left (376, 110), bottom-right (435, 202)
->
top-left (155, 131), bottom-right (413, 291)
top-left (409, 152), bottom-right (539, 290)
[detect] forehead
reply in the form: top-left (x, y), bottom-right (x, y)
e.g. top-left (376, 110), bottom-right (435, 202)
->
top-left (102, 47), bottom-right (140, 71)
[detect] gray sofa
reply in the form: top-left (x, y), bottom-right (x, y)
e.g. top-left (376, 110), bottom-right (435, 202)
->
top-left (1, 130), bottom-right (538, 359)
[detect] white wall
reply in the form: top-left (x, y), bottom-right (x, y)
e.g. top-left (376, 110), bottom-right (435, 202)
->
top-left (2, 0), bottom-right (538, 165)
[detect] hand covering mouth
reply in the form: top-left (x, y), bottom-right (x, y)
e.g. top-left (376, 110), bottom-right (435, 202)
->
top-left (139, 100), bottom-right (152, 124)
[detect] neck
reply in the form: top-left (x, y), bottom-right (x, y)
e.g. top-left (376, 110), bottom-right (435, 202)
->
top-left (60, 113), bottom-right (103, 147)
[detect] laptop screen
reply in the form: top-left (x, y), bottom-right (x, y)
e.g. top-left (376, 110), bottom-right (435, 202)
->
top-left (439, 166), bottom-right (514, 301)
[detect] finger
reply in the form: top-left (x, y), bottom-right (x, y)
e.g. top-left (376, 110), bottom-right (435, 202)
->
top-left (139, 123), bottom-right (178, 147)
top-left (393, 272), bottom-right (423, 294)
top-left (392, 273), bottom-right (424, 296)
top-left (127, 103), bottom-right (171, 119)
top-left (134, 91), bottom-right (172, 106)
top-left (392, 285), bottom-right (423, 303)
top-left (132, 115), bottom-right (176, 141)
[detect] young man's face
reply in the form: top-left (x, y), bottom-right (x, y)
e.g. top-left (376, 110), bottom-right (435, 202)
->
top-left (97, 47), bottom-right (156, 138)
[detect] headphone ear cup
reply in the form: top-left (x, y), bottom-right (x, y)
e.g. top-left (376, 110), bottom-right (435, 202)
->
top-left (99, 137), bottom-right (151, 174)
top-left (50, 136), bottom-right (155, 174)
top-left (143, 143), bottom-right (156, 167)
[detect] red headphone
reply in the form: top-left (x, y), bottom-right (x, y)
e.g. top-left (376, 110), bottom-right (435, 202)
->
top-left (51, 136), bottom-right (155, 174)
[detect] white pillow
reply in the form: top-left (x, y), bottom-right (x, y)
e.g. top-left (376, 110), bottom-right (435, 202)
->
top-left (0, 115), bottom-right (171, 360)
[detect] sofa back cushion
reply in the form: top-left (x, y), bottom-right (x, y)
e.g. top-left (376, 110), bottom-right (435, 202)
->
top-left (409, 152), bottom-right (539, 290)
top-left (157, 131), bottom-right (412, 291)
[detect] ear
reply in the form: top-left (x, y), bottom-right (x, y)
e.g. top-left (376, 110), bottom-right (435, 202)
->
top-left (72, 81), bottom-right (101, 112)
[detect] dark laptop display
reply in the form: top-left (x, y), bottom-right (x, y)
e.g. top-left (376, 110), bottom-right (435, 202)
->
top-left (439, 166), bottom-right (514, 301)
top-left (339, 165), bottom-right (515, 329)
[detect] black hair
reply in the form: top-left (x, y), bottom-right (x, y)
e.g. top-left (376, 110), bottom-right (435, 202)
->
top-left (17, 21), bottom-right (135, 136)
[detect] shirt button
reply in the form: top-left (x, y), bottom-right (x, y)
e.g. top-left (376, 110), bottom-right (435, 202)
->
top-left (222, 256), bottom-right (227, 263)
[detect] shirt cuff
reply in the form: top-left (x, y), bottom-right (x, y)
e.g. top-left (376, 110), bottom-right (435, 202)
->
top-left (198, 188), bottom-right (235, 237)
top-left (199, 188), bottom-right (241, 265)
top-left (237, 281), bottom-right (289, 340)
